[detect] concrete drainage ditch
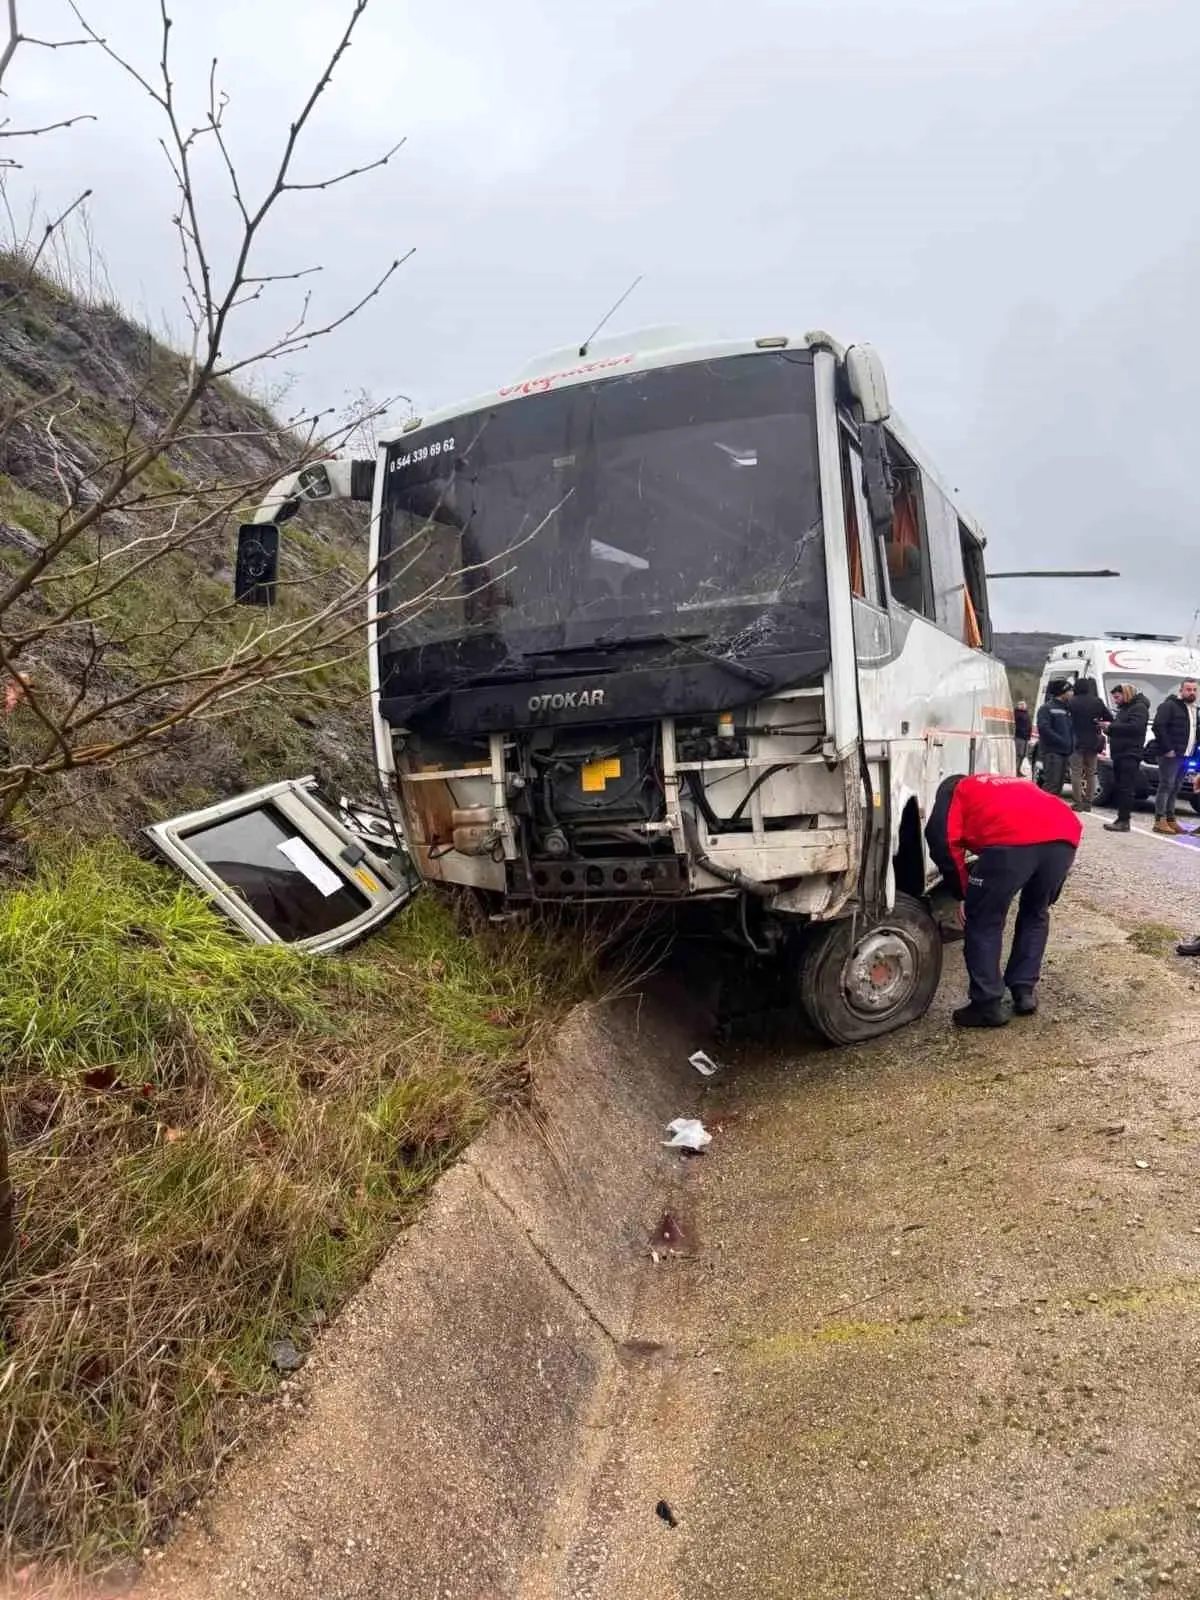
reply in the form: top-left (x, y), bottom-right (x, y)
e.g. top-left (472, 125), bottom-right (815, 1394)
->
top-left (132, 976), bottom-right (712, 1600)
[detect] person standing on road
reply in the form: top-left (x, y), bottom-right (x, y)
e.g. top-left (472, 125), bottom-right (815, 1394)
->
top-left (1103, 684), bottom-right (1151, 834)
top-left (1036, 679), bottom-right (1074, 796)
top-left (1013, 700), bottom-right (1032, 775)
top-left (1150, 677), bottom-right (1199, 835)
top-left (925, 772), bottom-right (1082, 1030)
top-left (1066, 676), bottom-right (1112, 813)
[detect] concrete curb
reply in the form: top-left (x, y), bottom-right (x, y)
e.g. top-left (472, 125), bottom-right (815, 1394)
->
top-left (133, 981), bottom-right (707, 1600)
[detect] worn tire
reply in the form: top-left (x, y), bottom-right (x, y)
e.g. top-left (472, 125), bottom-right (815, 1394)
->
top-left (1095, 764), bottom-right (1116, 807)
top-left (798, 893), bottom-right (944, 1046)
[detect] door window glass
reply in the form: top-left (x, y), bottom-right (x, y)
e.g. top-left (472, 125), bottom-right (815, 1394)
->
top-left (181, 804), bottom-right (369, 942)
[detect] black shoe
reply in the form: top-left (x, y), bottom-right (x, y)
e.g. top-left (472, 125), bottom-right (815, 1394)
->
top-left (1176, 938), bottom-right (1200, 958)
top-left (953, 1000), bottom-right (1009, 1029)
top-left (1104, 819), bottom-right (1130, 832)
top-left (1072, 803), bottom-right (1092, 813)
top-left (1010, 985), bottom-right (1038, 1015)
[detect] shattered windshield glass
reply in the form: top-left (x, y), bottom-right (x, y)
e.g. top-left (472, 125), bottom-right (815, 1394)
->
top-left (377, 352), bottom-right (826, 695)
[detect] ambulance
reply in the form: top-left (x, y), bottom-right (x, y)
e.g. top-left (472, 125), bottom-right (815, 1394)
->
top-left (1032, 634), bottom-right (1200, 809)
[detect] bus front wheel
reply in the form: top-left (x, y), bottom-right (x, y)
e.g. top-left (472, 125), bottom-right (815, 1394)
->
top-left (797, 893), bottom-right (943, 1046)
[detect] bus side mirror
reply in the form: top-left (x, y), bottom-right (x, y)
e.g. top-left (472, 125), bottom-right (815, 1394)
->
top-left (859, 422), bottom-right (895, 541)
top-left (235, 523), bottom-right (279, 607)
top-left (845, 344), bottom-right (892, 424)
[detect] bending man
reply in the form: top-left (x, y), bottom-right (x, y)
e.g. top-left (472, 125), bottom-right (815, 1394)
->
top-left (925, 772), bottom-right (1082, 1029)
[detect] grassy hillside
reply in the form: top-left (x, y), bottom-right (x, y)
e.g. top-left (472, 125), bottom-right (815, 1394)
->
top-left (0, 272), bottom-right (601, 1581)
top-left (0, 256), bottom-right (378, 862)
top-left (0, 846), bottom-right (593, 1575)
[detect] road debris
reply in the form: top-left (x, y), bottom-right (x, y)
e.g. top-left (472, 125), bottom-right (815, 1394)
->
top-left (655, 1500), bottom-right (679, 1528)
top-left (269, 1338), bottom-right (303, 1374)
top-left (651, 1210), bottom-right (697, 1256)
top-left (689, 1050), bottom-right (721, 1077)
top-left (664, 1117), bottom-right (712, 1152)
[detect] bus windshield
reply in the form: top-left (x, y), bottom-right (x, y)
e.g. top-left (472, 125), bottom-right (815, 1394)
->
top-left (377, 352), bottom-right (827, 697)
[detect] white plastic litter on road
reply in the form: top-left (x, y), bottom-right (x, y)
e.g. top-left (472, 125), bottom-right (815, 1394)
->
top-left (663, 1117), bottom-right (712, 1152)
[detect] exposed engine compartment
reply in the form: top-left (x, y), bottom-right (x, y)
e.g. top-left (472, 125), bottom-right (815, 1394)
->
top-left (394, 689), bottom-right (854, 911)
top-left (507, 722), bottom-right (683, 898)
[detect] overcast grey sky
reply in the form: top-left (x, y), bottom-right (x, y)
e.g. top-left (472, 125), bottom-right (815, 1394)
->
top-left (10, 0), bottom-right (1200, 636)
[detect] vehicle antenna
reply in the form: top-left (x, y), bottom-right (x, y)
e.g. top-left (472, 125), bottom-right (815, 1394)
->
top-left (579, 274), bottom-right (643, 358)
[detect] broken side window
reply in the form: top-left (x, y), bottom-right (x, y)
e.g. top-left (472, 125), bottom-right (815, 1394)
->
top-left (146, 777), bottom-right (416, 952)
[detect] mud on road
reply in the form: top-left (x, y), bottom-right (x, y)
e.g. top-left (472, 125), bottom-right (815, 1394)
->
top-left (536, 832), bottom-right (1200, 1599)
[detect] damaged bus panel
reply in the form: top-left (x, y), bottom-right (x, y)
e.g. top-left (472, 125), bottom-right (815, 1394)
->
top-left (146, 777), bottom-right (417, 952)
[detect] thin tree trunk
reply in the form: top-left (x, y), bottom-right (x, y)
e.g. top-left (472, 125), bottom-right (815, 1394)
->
top-left (0, 1115), bottom-right (13, 1291)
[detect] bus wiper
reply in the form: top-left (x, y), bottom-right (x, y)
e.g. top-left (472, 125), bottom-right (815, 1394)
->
top-left (526, 632), bottom-right (771, 689)
top-left (679, 641), bottom-right (772, 689)
top-left (522, 631), bottom-right (705, 659)
top-left (613, 632), bottom-right (772, 689)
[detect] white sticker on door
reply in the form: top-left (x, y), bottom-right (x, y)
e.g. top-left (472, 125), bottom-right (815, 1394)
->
top-left (277, 835), bottom-right (344, 898)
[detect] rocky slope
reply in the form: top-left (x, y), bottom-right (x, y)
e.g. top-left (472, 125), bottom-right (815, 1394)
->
top-left (0, 257), bottom-right (377, 857)
top-left (992, 631), bottom-right (1072, 704)
top-left (992, 630), bottom-right (1070, 672)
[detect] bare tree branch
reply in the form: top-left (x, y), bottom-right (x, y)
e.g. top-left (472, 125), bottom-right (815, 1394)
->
top-left (0, 1), bottom-right (95, 166)
top-left (0, 0), bottom-right (427, 835)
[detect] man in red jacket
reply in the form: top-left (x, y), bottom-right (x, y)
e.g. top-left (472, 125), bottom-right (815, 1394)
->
top-left (925, 772), bottom-right (1082, 1029)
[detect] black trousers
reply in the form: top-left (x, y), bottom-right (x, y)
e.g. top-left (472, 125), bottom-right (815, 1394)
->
top-left (1112, 753), bottom-right (1141, 823)
top-left (962, 841), bottom-right (1077, 1005)
top-left (1041, 751), bottom-right (1068, 796)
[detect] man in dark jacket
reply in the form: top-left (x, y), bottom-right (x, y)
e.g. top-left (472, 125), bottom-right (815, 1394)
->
top-left (925, 772), bottom-right (1082, 1028)
top-left (1103, 684), bottom-right (1151, 833)
top-left (1035, 679), bottom-right (1074, 796)
top-left (1013, 701), bottom-right (1032, 774)
top-left (1150, 678), bottom-right (1199, 834)
top-left (1066, 676), bottom-right (1112, 812)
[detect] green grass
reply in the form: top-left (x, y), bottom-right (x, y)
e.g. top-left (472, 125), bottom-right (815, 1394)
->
top-left (0, 843), bottom-right (595, 1575)
top-left (1127, 921), bottom-right (1180, 956)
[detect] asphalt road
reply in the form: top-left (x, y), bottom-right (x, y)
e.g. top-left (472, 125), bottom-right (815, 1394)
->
top-left (1073, 800), bottom-right (1200, 937)
top-left (540, 813), bottom-right (1200, 1600)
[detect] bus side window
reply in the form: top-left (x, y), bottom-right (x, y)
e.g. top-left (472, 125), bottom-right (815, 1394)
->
top-left (959, 521), bottom-right (991, 651)
top-left (881, 447), bottom-right (934, 619)
top-left (839, 432), bottom-right (883, 609)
